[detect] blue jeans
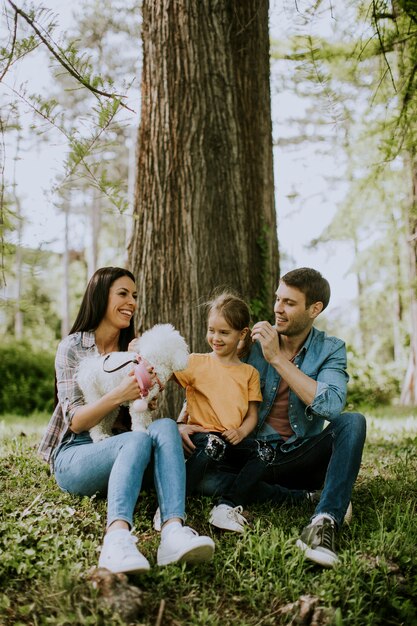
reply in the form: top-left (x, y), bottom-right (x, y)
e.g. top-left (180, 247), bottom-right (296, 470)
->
top-left (54, 418), bottom-right (186, 528)
top-left (195, 412), bottom-right (366, 527)
top-left (186, 433), bottom-right (280, 507)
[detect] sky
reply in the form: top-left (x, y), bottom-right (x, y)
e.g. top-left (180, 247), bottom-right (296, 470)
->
top-left (2, 0), bottom-right (356, 319)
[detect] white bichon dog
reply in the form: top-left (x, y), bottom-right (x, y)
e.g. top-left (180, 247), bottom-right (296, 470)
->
top-left (76, 323), bottom-right (189, 443)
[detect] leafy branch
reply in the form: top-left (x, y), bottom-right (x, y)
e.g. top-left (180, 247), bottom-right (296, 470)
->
top-left (5, 0), bottom-right (134, 113)
top-left (0, 8), bottom-right (18, 82)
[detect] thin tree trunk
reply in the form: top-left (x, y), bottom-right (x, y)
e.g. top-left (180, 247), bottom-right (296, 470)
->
top-left (390, 209), bottom-right (403, 364)
top-left (391, 0), bottom-right (417, 405)
top-left (353, 235), bottom-right (367, 354)
top-left (400, 153), bottom-right (417, 405)
top-left (88, 189), bottom-right (101, 276)
top-left (61, 198), bottom-right (70, 338)
top-left (13, 132), bottom-right (23, 339)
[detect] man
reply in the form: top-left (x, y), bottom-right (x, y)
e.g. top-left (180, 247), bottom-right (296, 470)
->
top-left (178, 268), bottom-right (366, 568)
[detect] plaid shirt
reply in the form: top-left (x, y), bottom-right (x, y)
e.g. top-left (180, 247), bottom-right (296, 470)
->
top-left (37, 331), bottom-right (98, 468)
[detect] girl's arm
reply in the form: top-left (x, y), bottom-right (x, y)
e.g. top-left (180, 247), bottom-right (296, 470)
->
top-left (222, 401), bottom-right (258, 445)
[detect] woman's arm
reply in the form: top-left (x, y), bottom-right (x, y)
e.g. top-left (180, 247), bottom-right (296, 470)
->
top-left (55, 337), bottom-right (143, 434)
top-left (70, 371), bottom-right (142, 433)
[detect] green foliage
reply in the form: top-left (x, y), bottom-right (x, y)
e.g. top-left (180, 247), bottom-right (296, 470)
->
top-left (0, 246), bottom-right (63, 347)
top-left (0, 343), bottom-right (55, 415)
top-left (0, 410), bottom-right (416, 625)
top-left (271, 1), bottom-right (416, 380)
top-left (249, 224), bottom-right (276, 324)
top-left (346, 348), bottom-right (402, 408)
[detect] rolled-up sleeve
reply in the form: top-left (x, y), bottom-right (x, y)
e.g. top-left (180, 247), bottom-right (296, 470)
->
top-left (55, 341), bottom-right (86, 425)
top-left (305, 341), bottom-right (348, 420)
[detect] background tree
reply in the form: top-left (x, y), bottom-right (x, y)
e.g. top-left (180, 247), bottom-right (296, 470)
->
top-left (129, 2), bottom-right (279, 412)
top-left (271, 0), bottom-right (416, 404)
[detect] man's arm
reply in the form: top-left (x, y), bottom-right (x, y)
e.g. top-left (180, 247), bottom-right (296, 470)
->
top-left (251, 322), bottom-right (347, 419)
top-left (251, 321), bottom-right (317, 405)
top-left (306, 343), bottom-right (348, 418)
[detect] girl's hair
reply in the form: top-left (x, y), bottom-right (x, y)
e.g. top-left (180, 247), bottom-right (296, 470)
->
top-left (70, 266), bottom-right (136, 351)
top-left (206, 291), bottom-right (252, 358)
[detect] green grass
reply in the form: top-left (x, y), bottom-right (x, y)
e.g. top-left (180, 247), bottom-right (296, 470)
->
top-left (1, 408), bottom-right (417, 625)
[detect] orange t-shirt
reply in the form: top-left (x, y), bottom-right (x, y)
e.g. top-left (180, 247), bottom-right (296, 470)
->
top-left (174, 353), bottom-right (262, 432)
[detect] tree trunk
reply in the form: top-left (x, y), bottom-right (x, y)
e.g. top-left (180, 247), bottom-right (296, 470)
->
top-left (129, 0), bottom-right (279, 416)
top-left (391, 0), bottom-right (417, 405)
top-left (61, 198), bottom-right (70, 338)
top-left (13, 132), bottom-right (23, 339)
top-left (400, 152), bottom-right (417, 405)
top-left (87, 188), bottom-right (101, 276)
top-left (353, 235), bottom-right (367, 354)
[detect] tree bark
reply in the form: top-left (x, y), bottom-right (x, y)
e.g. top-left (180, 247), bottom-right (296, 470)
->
top-left (400, 152), bottom-right (417, 405)
top-left (390, 0), bottom-right (417, 405)
top-left (129, 0), bottom-right (279, 415)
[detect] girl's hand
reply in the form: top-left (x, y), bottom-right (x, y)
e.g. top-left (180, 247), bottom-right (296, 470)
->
top-left (222, 428), bottom-right (244, 445)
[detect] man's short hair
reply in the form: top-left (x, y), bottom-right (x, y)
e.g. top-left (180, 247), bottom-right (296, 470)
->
top-left (280, 268), bottom-right (331, 310)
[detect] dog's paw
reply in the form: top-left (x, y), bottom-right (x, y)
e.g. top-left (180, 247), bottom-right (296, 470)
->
top-left (90, 432), bottom-right (111, 443)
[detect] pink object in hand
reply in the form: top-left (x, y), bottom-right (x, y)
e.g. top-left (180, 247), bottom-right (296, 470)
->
top-left (134, 361), bottom-right (153, 396)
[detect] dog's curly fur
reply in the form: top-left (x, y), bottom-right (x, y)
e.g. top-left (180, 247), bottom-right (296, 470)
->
top-left (76, 324), bottom-right (189, 442)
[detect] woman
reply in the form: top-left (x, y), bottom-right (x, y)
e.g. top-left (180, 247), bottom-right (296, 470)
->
top-left (38, 267), bottom-right (214, 574)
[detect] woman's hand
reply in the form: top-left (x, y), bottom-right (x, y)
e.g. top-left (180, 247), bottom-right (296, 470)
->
top-left (115, 370), bottom-right (142, 404)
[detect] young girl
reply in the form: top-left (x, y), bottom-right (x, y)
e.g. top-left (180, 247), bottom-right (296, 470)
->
top-left (173, 292), bottom-right (273, 533)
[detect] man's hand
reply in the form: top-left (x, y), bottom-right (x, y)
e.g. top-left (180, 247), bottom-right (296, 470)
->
top-left (251, 321), bottom-right (280, 363)
top-left (222, 428), bottom-right (244, 445)
top-left (178, 423), bottom-right (209, 457)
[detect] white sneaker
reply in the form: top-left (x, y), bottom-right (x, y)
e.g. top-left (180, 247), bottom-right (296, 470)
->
top-left (153, 507), bottom-right (161, 532)
top-left (98, 531), bottom-right (150, 574)
top-left (296, 515), bottom-right (338, 568)
top-left (209, 504), bottom-right (248, 533)
top-left (307, 492), bottom-right (353, 526)
top-left (157, 525), bottom-right (215, 566)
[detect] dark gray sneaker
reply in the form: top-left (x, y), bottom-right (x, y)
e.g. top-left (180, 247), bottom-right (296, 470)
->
top-left (296, 516), bottom-right (338, 568)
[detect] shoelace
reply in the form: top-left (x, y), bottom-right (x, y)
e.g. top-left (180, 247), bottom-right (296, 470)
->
top-left (317, 520), bottom-right (334, 551)
top-left (228, 506), bottom-right (248, 525)
top-left (112, 534), bottom-right (139, 557)
top-left (180, 526), bottom-right (198, 537)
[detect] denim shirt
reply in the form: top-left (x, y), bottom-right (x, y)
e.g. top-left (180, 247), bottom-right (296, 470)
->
top-left (244, 327), bottom-right (348, 452)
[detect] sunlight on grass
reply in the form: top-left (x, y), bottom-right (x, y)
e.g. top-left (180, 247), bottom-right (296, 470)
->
top-left (0, 413), bottom-right (49, 440)
top-left (1, 407), bottom-right (416, 625)
top-left (367, 413), bottom-right (417, 440)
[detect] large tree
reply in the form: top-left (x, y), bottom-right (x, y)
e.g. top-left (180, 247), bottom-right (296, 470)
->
top-left (129, 1), bottom-right (279, 377)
